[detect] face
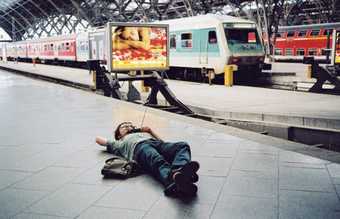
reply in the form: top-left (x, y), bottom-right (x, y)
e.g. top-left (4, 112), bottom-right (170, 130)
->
top-left (121, 27), bottom-right (140, 41)
top-left (118, 122), bottom-right (134, 139)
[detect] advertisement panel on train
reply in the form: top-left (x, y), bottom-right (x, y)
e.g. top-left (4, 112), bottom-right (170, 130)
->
top-left (108, 23), bottom-right (169, 71)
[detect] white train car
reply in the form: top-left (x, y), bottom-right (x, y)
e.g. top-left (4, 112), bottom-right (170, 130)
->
top-left (158, 14), bottom-right (265, 80)
top-left (76, 32), bottom-right (90, 62)
top-left (88, 28), bottom-right (107, 64)
top-left (6, 42), bottom-right (17, 60)
top-left (0, 42), bottom-right (7, 61)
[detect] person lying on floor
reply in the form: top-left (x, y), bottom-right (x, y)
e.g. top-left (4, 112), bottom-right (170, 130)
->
top-left (95, 122), bottom-right (200, 197)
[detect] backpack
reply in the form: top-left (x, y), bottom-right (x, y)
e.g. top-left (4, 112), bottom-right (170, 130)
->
top-left (101, 155), bottom-right (141, 179)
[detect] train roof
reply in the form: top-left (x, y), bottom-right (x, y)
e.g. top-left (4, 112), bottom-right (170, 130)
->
top-left (156, 14), bottom-right (255, 30)
top-left (279, 22), bottom-right (340, 31)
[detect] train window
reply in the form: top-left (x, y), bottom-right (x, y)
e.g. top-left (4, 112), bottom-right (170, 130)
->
top-left (247, 32), bottom-right (256, 43)
top-left (208, 31), bottom-right (217, 44)
top-left (310, 30), bottom-right (320, 37)
top-left (170, 34), bottom-right (176, 49)
top-left (287, 31), bottom-right (295, 37)
top-left (296, 49), bottom-right (305, 56)
top-left (181, 33), bottom-right (192, 48)
top-left (298, 31), bottom-right (307, 37)
top-left (308, 48), bottom-right (317, 56)
top-left (225, 28), bottom-right (261, 45)
top-left (274, 48), bottom-right (282, 55)
top-left (285, 48), bottom-right (293, 56)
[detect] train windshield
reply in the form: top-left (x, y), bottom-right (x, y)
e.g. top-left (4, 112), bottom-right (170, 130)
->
top-left (224, 23), bottom-right (263, 54)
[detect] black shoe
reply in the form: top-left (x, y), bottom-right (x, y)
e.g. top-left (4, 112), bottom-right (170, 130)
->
top-left (164, 182), bottom-right (197, 197)
top-left (164, 182), bottom-right (177, 197)
top-left (183, 183), bottom-right (197, 197)
top-left (173, 172), bottom-right (198, 197)
top-left (173, 161), bottom-right (200, 182)
top-left (191, 172), bottom-right (199, 183)
top-left (174, 181), bottom-right (197, 197)
top-left (185, 161), bottom-right (200, 174)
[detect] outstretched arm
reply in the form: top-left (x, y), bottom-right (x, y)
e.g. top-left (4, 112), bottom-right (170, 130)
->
top-left (95, 136), bottom-right (108, 146)
top-left (112, 38), bottom-right (132, 50)
top-left (141, 126), bottom-right (162, 141)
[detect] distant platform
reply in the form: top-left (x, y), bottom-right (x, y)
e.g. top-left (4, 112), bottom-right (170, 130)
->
top-left (1, 69), bottom-right (340, 218)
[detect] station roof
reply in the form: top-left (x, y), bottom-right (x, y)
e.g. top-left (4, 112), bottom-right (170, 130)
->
top-left (1, 0), bottom-right (340, 41)
top-left (0, 0), bottom-right (94, 40)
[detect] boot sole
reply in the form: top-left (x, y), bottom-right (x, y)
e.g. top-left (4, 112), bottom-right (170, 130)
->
top-left (181, 161), bottom-right (200, 177)
top-left (173, 174), bottom-right (197, 196)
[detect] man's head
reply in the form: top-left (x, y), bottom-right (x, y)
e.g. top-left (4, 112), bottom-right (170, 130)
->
top-left (114, 122), bottom-right (135, 140)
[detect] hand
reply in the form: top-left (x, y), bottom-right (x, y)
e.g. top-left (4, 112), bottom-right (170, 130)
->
top-left (95, 136), bottom-right (108, 146)
top-left (141, 126), bottom-right (151, 133)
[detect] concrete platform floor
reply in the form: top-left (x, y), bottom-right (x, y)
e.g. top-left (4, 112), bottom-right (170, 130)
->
top-left (1, 70), bottom-right (340, 219)
top-left (0, 61), bottom-right (340, 130)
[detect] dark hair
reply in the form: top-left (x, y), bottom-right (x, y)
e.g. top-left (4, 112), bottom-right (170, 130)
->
top-left (114, 122), bottom-right (132, 140)
top-left (114, 26), bottom-right (126, 35)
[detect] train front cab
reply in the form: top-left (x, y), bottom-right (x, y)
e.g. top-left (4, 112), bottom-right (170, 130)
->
top-left (223, 22), bottom-right (265, 82)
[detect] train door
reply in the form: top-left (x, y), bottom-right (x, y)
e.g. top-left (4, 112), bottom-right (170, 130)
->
top-left (89, 30), bottom-right (106, 61)
top-left (53, 41), bottom-right (58, 58)
top-left (98, 40), bottom-right (104, 60)
top-left (199, 30), bottom-right (208, 64)
top-left (88, 32), bottom-right (95, 59)
top-left (89, 38), bottom-right (96, 59)
top-left (76, 32), bottom-right (89, 62)
top-left (199, 28), bottom-right (219, 65)
top-left (207, 29), bottom-right (219, 61)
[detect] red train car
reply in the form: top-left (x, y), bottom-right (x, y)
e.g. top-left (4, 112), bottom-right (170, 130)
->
top-left (273, 22), bottom-right (340, 62)
top-left (27, 34), bottom-right (77, 61)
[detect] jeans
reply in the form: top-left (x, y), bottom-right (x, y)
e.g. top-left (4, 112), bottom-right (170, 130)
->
top-left (133, 139), bottom-right (191, 187)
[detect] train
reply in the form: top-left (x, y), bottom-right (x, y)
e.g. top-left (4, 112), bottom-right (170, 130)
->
top-left (0, 14), bottom-right (266, 81)
top-left (158, 14), bottom-right (266, 81)
top-left (273, 22), bottom-right (340, 62)
top-left (0, 28), bottom-right (107, 68)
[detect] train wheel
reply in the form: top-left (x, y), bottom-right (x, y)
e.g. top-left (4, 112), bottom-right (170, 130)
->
top-left (187, 69), bottom-right (195, 81)
top-left (183, 69), bottom-right (188, 81)
top-left (195, 69), bottom-right (204, 82)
